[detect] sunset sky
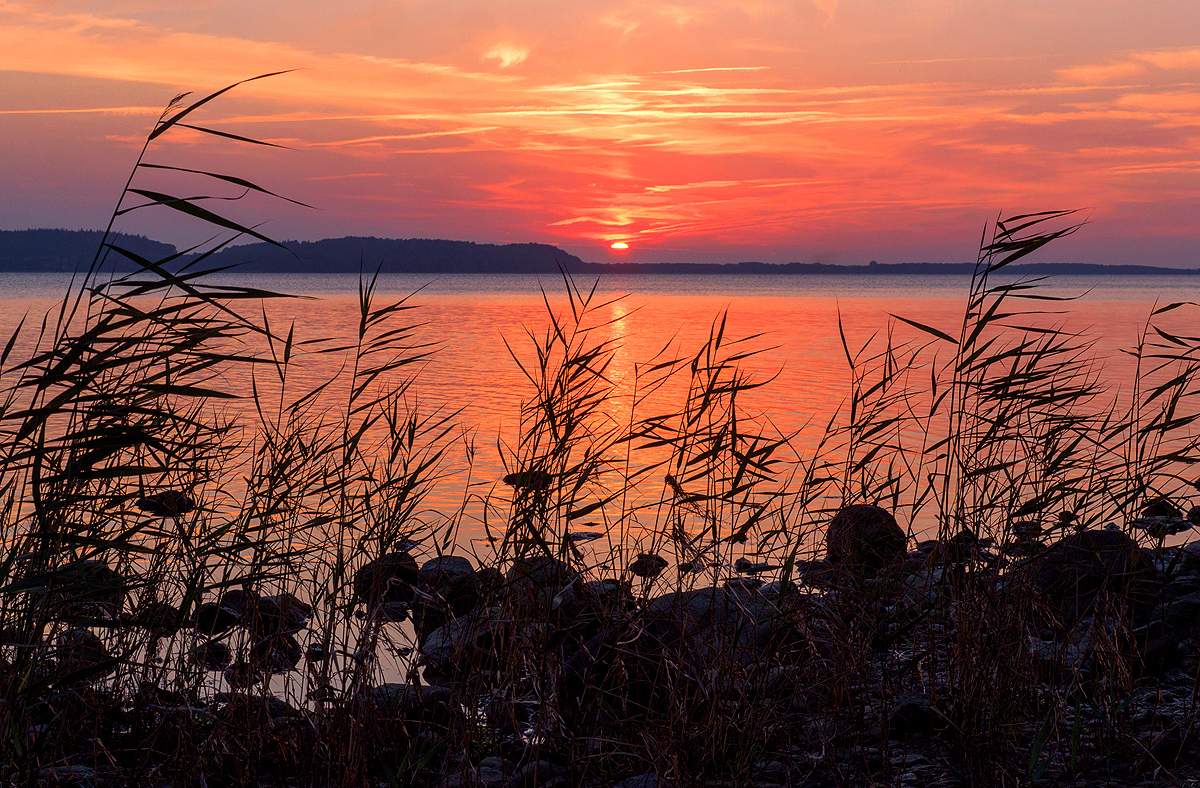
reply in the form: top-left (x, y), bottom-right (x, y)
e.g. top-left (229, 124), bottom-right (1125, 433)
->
top-left (2, 1), bottom-right (1199, 265)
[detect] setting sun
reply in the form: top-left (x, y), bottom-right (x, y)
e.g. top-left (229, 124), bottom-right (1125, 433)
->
top-left (610, 242), bottom-right (629, 249)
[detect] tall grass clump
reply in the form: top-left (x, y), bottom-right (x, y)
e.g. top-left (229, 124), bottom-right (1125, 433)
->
top-left (2, 77), bottom-right (1200, 788)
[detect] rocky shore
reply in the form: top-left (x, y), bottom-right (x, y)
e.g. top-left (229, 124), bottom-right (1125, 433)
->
top-left (12, 503), bottom-right (1200, 787)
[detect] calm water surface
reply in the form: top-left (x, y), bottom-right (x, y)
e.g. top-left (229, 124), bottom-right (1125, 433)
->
top-left (4, 271), bottom-right (1200, 545)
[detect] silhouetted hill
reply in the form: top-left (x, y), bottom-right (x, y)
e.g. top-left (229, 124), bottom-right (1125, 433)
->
top-left (0, 230), bottom-right (176, 272)
top-left (196, 237), bottom-right (588, 274)
top-left (3, 230), bottom-right (1198, 276)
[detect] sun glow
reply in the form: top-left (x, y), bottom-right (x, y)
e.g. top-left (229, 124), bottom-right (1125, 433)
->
top-left (610, 242), bottom-right (629, 249)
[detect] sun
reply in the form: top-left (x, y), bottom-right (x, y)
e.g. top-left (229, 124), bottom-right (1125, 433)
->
top-left (610, 242), bottom-right (629, 249)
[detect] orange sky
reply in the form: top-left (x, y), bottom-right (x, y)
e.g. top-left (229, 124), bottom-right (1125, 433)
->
top-left (2, 0), bottom-right (1200, 264)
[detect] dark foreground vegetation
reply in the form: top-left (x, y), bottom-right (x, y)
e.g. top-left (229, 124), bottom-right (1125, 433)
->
top-left (4, 77), bottom-right (1200, 788)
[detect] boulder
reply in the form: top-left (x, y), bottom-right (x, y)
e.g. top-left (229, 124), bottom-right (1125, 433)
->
top-left (629, 553), bottom-right (668, 579)
top-left (825, 504), bottom-right (907, 575)
top-left (354, 552), bottom-right (419, 605)
top-left (192, 601), bottom-right (238, 635)
top-left (249, 633), bottom-right (303, 673)
top-left (419, 555), bottom-right (475, 587)
top-left (192, 640), bottom-right (232, 671)
top-left (1033, 529), bottom-right (1157, 626)
top-left (245, 593), bottom-right (311, 637)
top-left (136, 489), bottom-right (195, 518)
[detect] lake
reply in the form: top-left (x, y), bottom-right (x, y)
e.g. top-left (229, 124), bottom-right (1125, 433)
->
top-left (4, 270), bottom-right (1200, 551)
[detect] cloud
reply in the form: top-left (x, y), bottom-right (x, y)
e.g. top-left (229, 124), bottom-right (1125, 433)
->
top-left (483, 43), bottom-right (530, 69)
top-left (810, 0), bottom-right (837, 25)
top-left (1057, 60), bottom-right (1144, 84)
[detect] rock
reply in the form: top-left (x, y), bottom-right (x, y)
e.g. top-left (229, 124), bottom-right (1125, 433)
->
top-left (507, 555), bottom-right (570, 591)
top-left (55, 628), bottom-right (114, 683)
top-left (412, 561), bottom-right (487, 638)
top-left (644, 585), bottom-right (780, 666)
top-left (825, 504), bottom-right (907, 575)
top-left (503, 470), bottom-right (553, 490)
top-left (136, 489), bottom-right (195, 518)
top-left (512, 760), bottom-right (567, 788)
top-left (420, 555), bottom-right (475, 587)
top-left (125, 600), bottom-right (181, 636)
top-left (218, 588), bottom-right (258, 616)
top-left (629, 553), bottom-right (668, 579)
top-left (612, 775), bottom-right (671, 788)
top-left (1143, 498), bottom-right (1181, 519)
top-left (1182, 541), bottom-right (1200, 573)
top-left (41, 560), bottom-right (127, 619)
top-left (930, 530), bottom-right (981, 564)
top-left (419, 610), bottom-right (502, 679)
top-left (377, 602), bottom-right (410, 622)
top-left (1033, 530), bottom-right (1156, 626)
top-left (305, 642), bottom-right (326, 662)
top-left (249, 633), bottom-right (302, 673)
top-left (191, 640), bottom-right (232, 670)
top-left (245, 593), bottom-right (311, 637)
top-left (794, 559), bottom-right (838, 588)
top-left (192, 601), bottom-right (239, 635)
top-left (724, 577), bottom-right (764, 593)
top-left (734, 557), bottom-right (776, 574)
top-left (567, 530), bottom-right (605, 543)
top-left (222, 660), bottom-right (261, 689)
top-left (477, 756), bottom-right (513, 787)
top-left (888, 694), bottom-right (942, 739)
top-left (354, 552), bottom-right (419, 605)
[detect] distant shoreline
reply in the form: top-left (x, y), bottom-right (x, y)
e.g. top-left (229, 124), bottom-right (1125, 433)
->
top-left (3, 229), bottom-right (1199, 276)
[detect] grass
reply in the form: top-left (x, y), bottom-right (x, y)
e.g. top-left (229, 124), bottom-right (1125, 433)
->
top-left (2, 75), bottom-right (1200, 788)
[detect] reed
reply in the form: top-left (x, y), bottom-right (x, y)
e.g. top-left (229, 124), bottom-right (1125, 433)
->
top-left (2, 77), bottom-right (1200, 788)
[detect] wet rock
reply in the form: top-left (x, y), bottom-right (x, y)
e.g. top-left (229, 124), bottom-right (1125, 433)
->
top-left (222, 660), bottom-right (261, 689)
top-left (734, 557), bottom-right (776, 574)
top-left (629, 553), bottom-right (668, 579)
top-left (192, 601), bottom-right (239, 635)
top-left (136, 489), bottom-right (195, 518)
top-left (825, 504), bottom-right (907, 575)
top-left (249, 633), bottom-right (302, 673)
top-left (1143, 498), bottom-right (1181, 519)
top-left (567, 530), bottom-right (605, 543)
top-left (219, 588), bottom-right (258, 616)
top-left (503, 470), bottom-right (553, 490)
top-left (354, 551), bottom-right (420, 605)
top-left (245, 593), bottom-right (311, 637)
top-left (125, 600), bottom-right (181, 636)
top-left (192, 640), bottom-right (232, 671)
top-left (1033, 529), bottom-right (1156, 626)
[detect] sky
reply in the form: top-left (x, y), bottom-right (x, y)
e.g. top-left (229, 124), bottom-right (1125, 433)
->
top-left (2, 0), bottom-right (1200, 265)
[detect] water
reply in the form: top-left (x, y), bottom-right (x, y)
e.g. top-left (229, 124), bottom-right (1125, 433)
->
top-left (4, 270), bottom-right (1200, 547)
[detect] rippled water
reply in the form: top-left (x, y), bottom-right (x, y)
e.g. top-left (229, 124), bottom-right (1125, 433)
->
top-left (4, 270), bottom-right (1200, 546)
